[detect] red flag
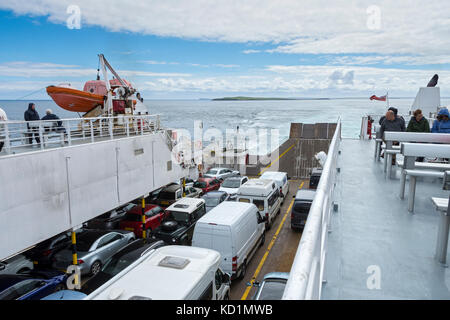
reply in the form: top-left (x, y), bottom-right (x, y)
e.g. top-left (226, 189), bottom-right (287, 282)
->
top-left (370, 94), bottom-right (387, 101)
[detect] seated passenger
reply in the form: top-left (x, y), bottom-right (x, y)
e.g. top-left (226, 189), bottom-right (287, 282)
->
top-left (380, 110), bottom-right (405, 164)
top-left (431, 108), bottom-right (450, 133)
top-left (42, 109), bottom-right (65, 133)
top-left (407, 109), bottom-right (430, 162)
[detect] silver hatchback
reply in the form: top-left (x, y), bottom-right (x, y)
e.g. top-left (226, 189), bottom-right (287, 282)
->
top-left (52, 229), bottom-right (135, 276)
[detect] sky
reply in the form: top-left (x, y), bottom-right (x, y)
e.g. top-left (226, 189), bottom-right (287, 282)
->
top-left (0, 0), bottom-right (449, 99)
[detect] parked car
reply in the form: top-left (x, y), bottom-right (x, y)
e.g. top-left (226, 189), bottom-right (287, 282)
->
top-left (291, 189), bottom-right (316, 230)
top-left (202, 191), bottom-right (230, 212)
top-left (237, 179), bottom-right (281, 230)
top-left (194, 177), bottom-right (222, 194)
top-left (0, 273), bottom-right (66, 300)
top-left (151, 198), bottom-right (206, 245)
top-left (173, 178), bottom-right (195, 187)
top-left (85, 246), bottom-right (231, 300)
top-left (309, 168), bottom-right (323, 189)
top-left (0, 254), bottom-right (34, 275)
top-left (154, 183), bottom-right (201, 208)
top-left (259, 171), bottom-right (289, 204)
top-left (24, 232), bottom-right (74, 269)
top-left (52, 229), bottom-right (135, 276)
top-left (249, 272), bottom-right (289, 300)
top-left (41, 290), bottom-right (87, 300)
top-left (85, 203), bottom-right (135, 230)
top-left (119, 204), bottom-right (168, 238)
top-left (193, 202), bottom-right (266, 280)
top-left (203, 167), bottom-right (240, 180)
top-left (81, 239), bottom-right (165, 295)
top-left (219, 176), bottom-right (249, 200)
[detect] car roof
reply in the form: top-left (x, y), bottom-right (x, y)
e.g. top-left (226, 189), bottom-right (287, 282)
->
top-left (262, 272), bottom-right (290, 281)
top-left (224, 176), bottom-right (247, 181)
top-left (197, 201), bottom-right (256, 226)
top-left (87, 246), bottom-right (220, 300)
top-left (260, 171), bottom-right (287, 180)
top-left (161, 184), bottom-right (181, 192)
top-left (166, 198), bottom-right (205, 213)
top-left (77, 230), bottom-right (110, 243)
top-left (202, 191), bottom-right (227, 198)
top-left (0, 275), bottom-right (36, 292)
top-left (198, 177), bottom-right (214, 182)
top-left (127, 204), bottom-right (160, 214)
top-left (295, 189), bottom-right (316, 201)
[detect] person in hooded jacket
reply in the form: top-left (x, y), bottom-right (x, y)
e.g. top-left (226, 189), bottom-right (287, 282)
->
top-left (24, 102), bottom-right (41, 145)
top-left (431, 108), bottom-right (450, 133)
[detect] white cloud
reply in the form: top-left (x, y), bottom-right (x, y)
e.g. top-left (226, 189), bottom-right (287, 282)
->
top-left (0, 62), bottom-right (191, 78)
top-left (1, 0), bottom-right (449, 58)
top-left (243, 49), bottom-right (261, 54)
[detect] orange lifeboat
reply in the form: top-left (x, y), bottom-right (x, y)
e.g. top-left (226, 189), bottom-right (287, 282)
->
top-left (46, 79), bottom-right (134, 113)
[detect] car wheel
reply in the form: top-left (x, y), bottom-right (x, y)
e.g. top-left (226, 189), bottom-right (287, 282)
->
top-left (259, 233), bottom-right (265, 247)
top-left (90, 260), bottom-right (102, 276)
top-left (146, 228), bottom-right (152, 239)
top-left (238, 261), bottom-right (247, 280)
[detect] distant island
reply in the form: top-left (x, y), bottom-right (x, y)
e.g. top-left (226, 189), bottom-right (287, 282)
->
top-left (212, 96), bottom-right (330, 101)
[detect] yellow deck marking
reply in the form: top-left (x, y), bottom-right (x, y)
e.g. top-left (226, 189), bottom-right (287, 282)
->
top-left (258, 143), bottom-right (295, 176)
top-left (241, 181), bottom-right (304, 300)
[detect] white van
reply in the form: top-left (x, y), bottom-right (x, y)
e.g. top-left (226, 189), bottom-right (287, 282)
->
top-left (259, 171), bottom-right (289, 203)
top-left (84, 245), bottom-right (231, 300)
top-left (236, 179), bottom-right (281, 229)
top-left (192, 202), bottom-right (266, 280)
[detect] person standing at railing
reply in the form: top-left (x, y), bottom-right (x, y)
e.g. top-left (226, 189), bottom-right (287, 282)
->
top-left (0, 106), bottom-right (7, 152)
top-left (431, 108), bottom-right (450, 134)
top-left (24, 102), bottom-right (41, 146)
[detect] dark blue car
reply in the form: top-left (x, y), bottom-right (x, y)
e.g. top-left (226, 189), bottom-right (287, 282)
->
top-left (0, 273), bottom-right (66, 300)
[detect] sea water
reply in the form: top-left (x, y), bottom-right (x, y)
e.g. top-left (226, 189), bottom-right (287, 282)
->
top-left (1, 98), bottom-right (448, 152)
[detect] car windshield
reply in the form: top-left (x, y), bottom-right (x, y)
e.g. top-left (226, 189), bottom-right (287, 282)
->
top-left (293, 203), bottom-right (311, 214)
top-left (221, 179), bottom-right (240, 188)
top-left (257, 279), bottom-right (287, 300)
top-left (170, 211), bottom-right (190, 223)
top-left (206, 169), bottom-right (218, 175)
top-left (102, 251), bottom-right (142, 276)
top-left (158, 191), bottom-right (175, 200)
top-left (253, 200), bottom-right (265, 211)
top-left (204, 197), bottom-right (221, 207)
top-left (194, 182), bottom-right (207, 188)
top-left (123, 213), bottom-right (141, 222)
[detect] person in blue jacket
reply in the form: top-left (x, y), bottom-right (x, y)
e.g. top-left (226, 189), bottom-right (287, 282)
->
top-left (431, 108), bottom-right (450, 133)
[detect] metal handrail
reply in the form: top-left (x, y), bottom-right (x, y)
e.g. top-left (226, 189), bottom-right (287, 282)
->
top-left (0, 114), bottom-right (162, 155)
top-left (282, 117), bottom-right (341, 300)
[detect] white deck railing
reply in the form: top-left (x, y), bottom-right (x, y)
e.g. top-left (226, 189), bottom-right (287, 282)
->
top-left (282, 117), bottom-right (341, 300)
top-left (0, 114), bottom-right (161, 155)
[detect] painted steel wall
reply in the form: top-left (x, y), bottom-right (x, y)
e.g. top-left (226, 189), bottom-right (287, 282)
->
top-left (0, 132), bottom-right (187, 260)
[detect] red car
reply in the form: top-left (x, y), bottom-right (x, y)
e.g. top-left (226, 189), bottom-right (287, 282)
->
top-left (119, 204), bottom-right (168, 238)
top-left (193, 177), bottom-right (222, 194)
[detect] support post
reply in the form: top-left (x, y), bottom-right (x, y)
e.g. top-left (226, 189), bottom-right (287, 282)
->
top-left (182, 177), bottom-right (186, 197)
top-left (141, 198), bottom-right (147, 240)
top-left (408, 176), bottom-right (417, 212)
top-left (435, 196), bottom-right (450, 266)
top-left (71, 230), bottom-right (80, 288)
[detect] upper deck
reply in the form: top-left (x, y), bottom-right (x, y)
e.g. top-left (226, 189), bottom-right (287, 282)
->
top-left (322, 138), bottom-right (450, 299)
